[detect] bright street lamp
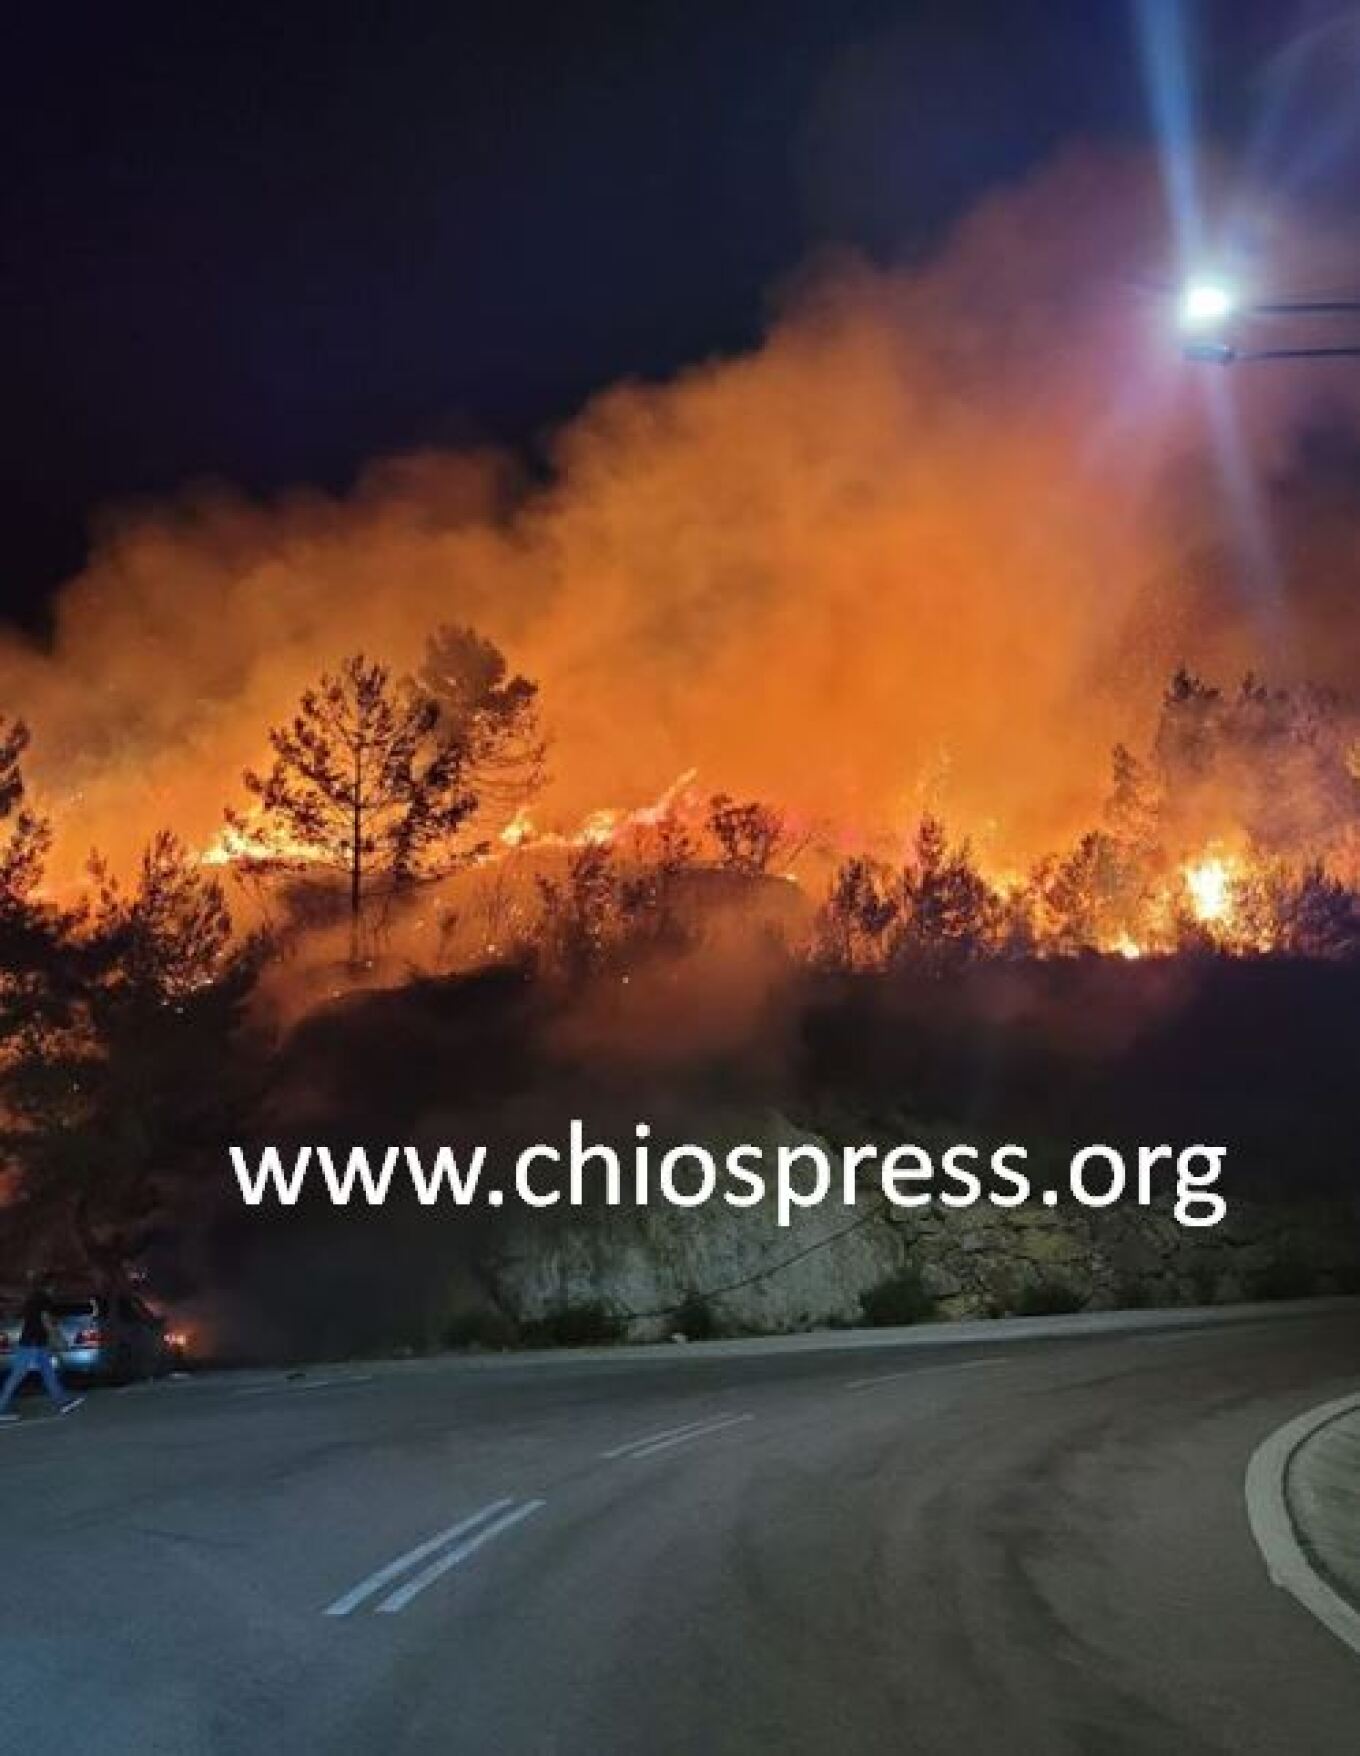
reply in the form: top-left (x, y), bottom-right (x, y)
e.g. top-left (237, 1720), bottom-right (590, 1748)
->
top-left (1177, 278), bottom-right (1360, 364)
top-left (1180, 278), bottom-right (1234, 330)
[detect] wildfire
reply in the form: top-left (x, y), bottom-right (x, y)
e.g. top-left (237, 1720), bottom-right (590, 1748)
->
top-left (1183, 855), bottom-right (1235, 927)
top-left (498, 806), bottom-right (536, 849)
top-left (171, 691), bottom-right (1350, 979)
top-left (495, 770), bottom-right (702, 856)
top-left (200, 821), bottom-right (325, 869)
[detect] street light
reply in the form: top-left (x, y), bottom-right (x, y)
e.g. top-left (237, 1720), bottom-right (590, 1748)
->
top-left (1178, 277), bottom-right (1360, 364)
top-left (1180, 278), bottom-right (1234, 330)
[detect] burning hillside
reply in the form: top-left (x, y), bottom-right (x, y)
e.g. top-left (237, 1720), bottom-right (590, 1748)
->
top-left (186, 652), bottom-right (1360, 991)
top-left (2, 151), bottom-right (1360, 910)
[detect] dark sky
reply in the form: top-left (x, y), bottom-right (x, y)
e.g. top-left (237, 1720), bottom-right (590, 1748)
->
top-left (0, 1), bottom-right (1343, 627)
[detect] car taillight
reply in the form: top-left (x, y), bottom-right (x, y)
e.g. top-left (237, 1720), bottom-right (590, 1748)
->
top-left (72, 1326), bottom-right (102, 1347)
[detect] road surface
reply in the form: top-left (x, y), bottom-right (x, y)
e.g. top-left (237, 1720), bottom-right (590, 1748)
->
top-left (4, 1306), bottom-right (1360, 1755)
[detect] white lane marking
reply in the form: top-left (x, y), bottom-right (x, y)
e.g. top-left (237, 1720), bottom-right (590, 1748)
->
top-left (324, 1498), bottom-right (515, 1617)
top-left (615, 1413), bottom-right (754, 1461)
top-left (842, 1357), bottom-right (1007, 1391)
top-left (1246, 1391), bottom-right (1360, 1659)
top-left (1131, 1329), bottom-right (1224, 1346)
top-left (376, 1500), bottom-right (546, 1614)
top-left (236, 1374), bottom-right (376, 1398)
top-left (600, 1414), bottom-right (738, 1460)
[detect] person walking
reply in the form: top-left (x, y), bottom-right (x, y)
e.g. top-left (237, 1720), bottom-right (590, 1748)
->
top-left (0, 1277), bottom-right (84, 1420)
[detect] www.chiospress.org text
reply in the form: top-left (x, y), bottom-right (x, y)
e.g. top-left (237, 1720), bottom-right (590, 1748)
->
top-left (230, 1125), bottom-right (1228, 1228)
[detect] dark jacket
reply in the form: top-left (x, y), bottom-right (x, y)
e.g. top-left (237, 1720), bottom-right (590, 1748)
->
top-left (18, 1291), bottom-right (54, 1348)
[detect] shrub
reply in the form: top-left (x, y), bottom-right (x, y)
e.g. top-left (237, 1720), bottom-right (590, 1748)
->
top-left (859, 1264), bottom-right (937, 1327)
top-left (520, 1300), bottom-right (626, 1348)
top-left (671, 1291), bottom-right (720, 1341)
top-left (1187, 1264), bottom-right (1219, 1306)
top-left (1245, 1255), bottom-right (1322, 1303)
top-left (1329, 1262), bottom-right (1360, 1295)
top-left (1110, 1276), bottom-right (1151, 1312)
top-left (1012, 1274), bottom-right (1085, 1316)
top-left (442, 1307), bottom-right (519, 1351)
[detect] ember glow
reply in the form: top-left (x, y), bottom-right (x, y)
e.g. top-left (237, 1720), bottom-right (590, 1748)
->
top-left (202, 821), bottom-right (325, 870)
top-left (1184, 855), bottom-right (1233, 926)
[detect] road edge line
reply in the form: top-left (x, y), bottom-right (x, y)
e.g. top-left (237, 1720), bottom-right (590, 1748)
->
top-left (1245, 1391), bottom-right (1360, 1658)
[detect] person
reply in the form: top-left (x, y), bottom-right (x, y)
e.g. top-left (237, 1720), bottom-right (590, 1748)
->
top-left (0, 1277), bottom-right (84, 1420)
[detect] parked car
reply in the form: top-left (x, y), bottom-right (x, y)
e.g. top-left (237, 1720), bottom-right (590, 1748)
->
top-left (0, 1288), bottom-right (177, 1383)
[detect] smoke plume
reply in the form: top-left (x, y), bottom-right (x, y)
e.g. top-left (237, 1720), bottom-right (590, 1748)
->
top-left (4, 150), bottom-right (1359, 888)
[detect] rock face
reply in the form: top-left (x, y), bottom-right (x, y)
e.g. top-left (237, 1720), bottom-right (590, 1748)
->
top-left (485, 1113), bottom-right (1360, 1340)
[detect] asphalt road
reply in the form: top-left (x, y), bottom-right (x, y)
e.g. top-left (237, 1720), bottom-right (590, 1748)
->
top-left (5, 1307), bottom-right (1360, 1756)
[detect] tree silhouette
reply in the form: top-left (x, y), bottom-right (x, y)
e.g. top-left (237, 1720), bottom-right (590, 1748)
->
top-left (417, 625), bottom-right (545, 814)
top-left (707, 794), bottom-right (789, 875)
top-left (1234, 860), bottom-right (1360, 960)
top-left (87, 831), bottom-right (240, 1002)
top-left (0, 717), bottom-right (62, 1052)
top-left (1103, 743), bottom-right (1162, 857)
top-left (229, 654), bottom-right (476, 956)
top-left (3, 832), bottom-right (262, 1275)
top-left (1034, 828), bottom-right (1154, 954)
top-left (0, 716), bottom-right (51, 923)
top-left (815, 857), bottom-right (898, 971)
top-left (1154, 669), bottom-right (1357, 859)
top-left (892, 817), bottom-right (1001, 971)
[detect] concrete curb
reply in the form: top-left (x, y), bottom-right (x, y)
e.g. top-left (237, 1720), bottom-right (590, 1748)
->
top-left (1246, 1390), bottom-right (1360, 1658)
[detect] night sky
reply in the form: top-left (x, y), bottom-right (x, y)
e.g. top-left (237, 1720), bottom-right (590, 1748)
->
top-left (1, 1), bottom-right (1349, 628)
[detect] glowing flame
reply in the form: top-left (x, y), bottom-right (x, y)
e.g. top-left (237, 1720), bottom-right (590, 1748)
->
top-left (493, 770), bottom-right (701, 856)
top-left (577, 808), bottom-right (623, 847)
top-left (499, 806), bottom-right (536, 849)
top-left (200, 820), bottom-right (326, 869)
top-left (1184, 855), bottom-right (1233, 925)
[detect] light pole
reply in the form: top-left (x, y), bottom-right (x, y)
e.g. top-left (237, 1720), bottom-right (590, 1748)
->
top-left (1178, 277), bottom-right (1360, 363)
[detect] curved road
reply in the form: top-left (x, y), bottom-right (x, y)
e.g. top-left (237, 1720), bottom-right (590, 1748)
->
top-left (5, 1306), bottom-right (1360, 1754)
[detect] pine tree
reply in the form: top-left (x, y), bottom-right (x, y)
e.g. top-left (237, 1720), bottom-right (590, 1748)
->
top-left (229, 654), bottom-right (476, 956)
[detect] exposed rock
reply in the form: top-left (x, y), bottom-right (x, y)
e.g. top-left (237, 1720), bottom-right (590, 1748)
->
top-left (486, 1112), bottom-right (1360, 1339)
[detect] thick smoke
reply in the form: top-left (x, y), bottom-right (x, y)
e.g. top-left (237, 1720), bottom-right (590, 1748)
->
top-left (3, 150), bottom-right (1359, 887)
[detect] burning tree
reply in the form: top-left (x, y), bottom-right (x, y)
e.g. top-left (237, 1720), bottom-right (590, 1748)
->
top-left (1033, 831), bottom-right (1149, 954)
top-left (1104, 743), bottom-right (1163, 857)
top-left (227, 654), bottom-right (479, 957)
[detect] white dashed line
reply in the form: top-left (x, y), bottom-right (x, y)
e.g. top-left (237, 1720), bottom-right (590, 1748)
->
top-left (603, 1412), bottom-right (753, 1460)
top-left (325, 1497), bottom-right (519, 1616)
top-left (376, 1500), bottom-right (546, 1614)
